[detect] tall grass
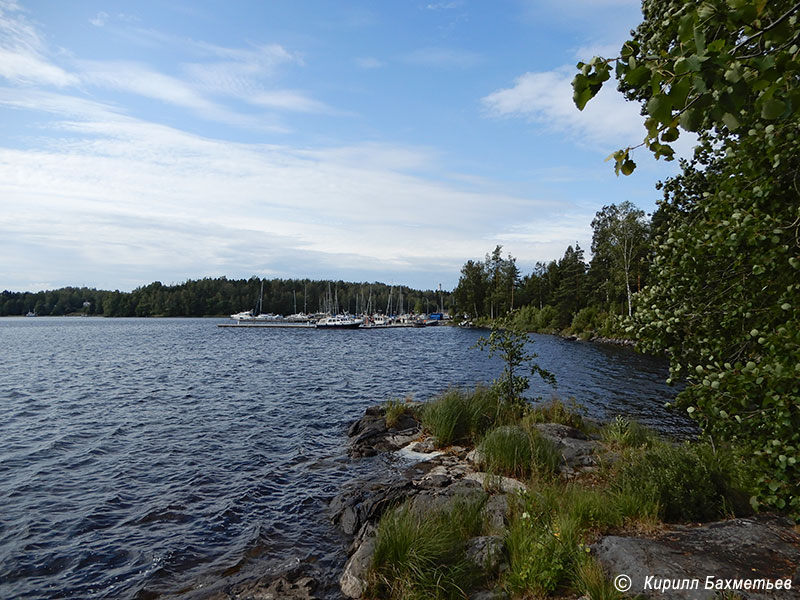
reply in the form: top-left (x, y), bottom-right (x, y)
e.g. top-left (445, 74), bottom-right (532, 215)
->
top-left (369, 496), bottom-right (486, 600)
top-left (601, 415), bottom-right (656, 449)
top-left (611, 440), bottom-right (753, 522)
top-left (503, 482), bottom-right (629, 598)
top-left (479, 425), bottom-right (560, 480)
top-left (422, 385), bottom-right (508, 447)
top-left (383, 397), bottom-right (418, 429)
top-left (524, 397), bottom-right (589, 432)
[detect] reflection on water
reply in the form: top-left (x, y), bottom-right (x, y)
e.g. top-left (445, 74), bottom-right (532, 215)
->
top-left (0, 318), bottom-right (687, 599)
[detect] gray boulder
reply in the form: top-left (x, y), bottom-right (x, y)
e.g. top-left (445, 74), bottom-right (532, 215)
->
top-left (340, 536), bottom-right (376, 599)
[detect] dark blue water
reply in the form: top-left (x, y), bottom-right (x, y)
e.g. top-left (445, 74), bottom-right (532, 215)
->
top-left (0, 318), bottom-right (686, 599)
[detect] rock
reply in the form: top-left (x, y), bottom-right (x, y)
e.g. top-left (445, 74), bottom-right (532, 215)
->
top-left (409, 479), bottom-right (486, 519)
top-left (465, 472), bottom-right (526, 494)
top-left (213, 574), bottom-right (318, 600)
top-left (331, 479), bottom-right (416, 535)
top-left (531, 422), bottom-right (589, 441)
top-left (466, 535), bottom-right (505, 574)
top-left (348, 407), bottom-right (423, 458)
top-left (483, 494), bottom-right (509, 532)
top-left (592, 514), bottom-right (800, 600)
top-left (407, 438), bottom-right (437, 453)
top-left (340, 536), bottom-right (376, 599)
top-left (466, 447), bottom-right (485, 466)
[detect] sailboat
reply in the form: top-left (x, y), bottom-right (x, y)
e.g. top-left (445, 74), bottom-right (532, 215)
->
top-left (230, 281), bottom-right (281, 321)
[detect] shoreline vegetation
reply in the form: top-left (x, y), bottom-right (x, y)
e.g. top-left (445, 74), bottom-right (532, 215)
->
top-left (326, 318), bottom-right (799, 600)
top-left (332, 391), bottom-right (800, 600)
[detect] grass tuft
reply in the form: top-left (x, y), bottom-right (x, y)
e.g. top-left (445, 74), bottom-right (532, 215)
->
top-left (525, 397), bottom-right (589, 432)
top-left (601, 415), bottom-right (656, 449)
top-left (572, 556), bottom-right (624, 600)
top-left (478, 425), bottom-right (561, 480)
top-left (422, 385), bottom-right (509, 447)
top-left (383, 396), bottom-right (417, 429)
top-left (369, 496), bottom-right (486, 600)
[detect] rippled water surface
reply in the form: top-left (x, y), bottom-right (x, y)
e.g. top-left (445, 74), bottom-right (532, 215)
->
top-left (0, 318), bottom-right (687, 599)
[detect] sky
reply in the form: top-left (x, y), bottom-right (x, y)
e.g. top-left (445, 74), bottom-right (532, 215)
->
top-left (0, 0), bottom-right (692, 293)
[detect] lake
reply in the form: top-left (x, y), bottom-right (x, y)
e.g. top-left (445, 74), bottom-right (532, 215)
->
top-left (0, 318), bottom-right (688, 599)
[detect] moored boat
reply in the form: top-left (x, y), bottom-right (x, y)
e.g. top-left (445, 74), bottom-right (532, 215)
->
top-left (315, 314), bottom-right (363, 329)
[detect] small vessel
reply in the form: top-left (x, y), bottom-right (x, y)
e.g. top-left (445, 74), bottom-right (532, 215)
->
top-left (315, 314), bottom-right (363, 329)
top-left (25, 311), bottom-right (37, 317)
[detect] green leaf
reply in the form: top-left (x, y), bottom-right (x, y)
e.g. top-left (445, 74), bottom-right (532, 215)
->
top-left (686, 55), bottom-right (703, 72)
top-left (620, 158), bottom-right (636, 176)
top-left (722, 112), bottom-right (740, 131)
top-left (661, 127), bottom-right (680, 142)
top-left (625, 65), bottom-right (651, 87)
top-left (694, 26), bottom-right (706, 53)
top-left (572, 74), bottom-right (592, 110)
top-left (679, 107), bottom-right (702, 131)
top-left (678, 13), bottom-right (695, 44)
top-left (647, 94), bottom-right (673, 124)
top-left (761, 98), bottom-right (786, 120)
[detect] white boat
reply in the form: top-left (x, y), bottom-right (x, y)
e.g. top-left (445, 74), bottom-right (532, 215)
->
top-left (315, 314), bottom-right (363, 329)
top-left (231, 281), bottom-right (278, 322)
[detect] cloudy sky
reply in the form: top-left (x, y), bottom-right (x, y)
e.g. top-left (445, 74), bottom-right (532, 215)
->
top-left (0, 0), bottom-right (688, 293)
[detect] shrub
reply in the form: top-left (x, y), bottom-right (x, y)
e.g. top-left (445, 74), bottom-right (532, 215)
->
top-left (571, 306), bottom-right (600, 335)
top-left (611, 440), bottom-right (753, 522)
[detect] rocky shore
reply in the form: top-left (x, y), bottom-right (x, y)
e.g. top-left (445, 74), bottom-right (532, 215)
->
top-left (330, 405), bottom-right (800, 600)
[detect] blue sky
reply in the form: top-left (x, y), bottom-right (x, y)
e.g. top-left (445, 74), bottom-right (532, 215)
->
top-left (0, 0), bottom-right (691, 292)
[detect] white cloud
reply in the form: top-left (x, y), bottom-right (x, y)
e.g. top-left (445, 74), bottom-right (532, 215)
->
top-left (89, 11), bottom-right (109, 27)
top-left (425, 1), bottom-right (461, 9)
top-left (482, 67), bottom-right (643, 149)
top-left (0, 3), bottom-right (78, 87)
top-left (246, 89), bottom-right (333, 113)
top-left (0, 95), bottom-right (558, 290)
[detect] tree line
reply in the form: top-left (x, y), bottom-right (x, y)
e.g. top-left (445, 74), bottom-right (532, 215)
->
top-left (0, 278), bottom-right (452, 318)
top-left (452, 200), bottom-right (649, 338)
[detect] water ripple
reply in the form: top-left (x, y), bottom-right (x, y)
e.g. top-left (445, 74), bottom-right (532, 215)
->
top-left (0, 317), bottom-right (685, 599)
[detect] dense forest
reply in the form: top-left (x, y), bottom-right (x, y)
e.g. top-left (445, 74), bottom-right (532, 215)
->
top-left (0, 279), bottom-right (451, 318)
top-left (452, 201), bottom-right (649, 338)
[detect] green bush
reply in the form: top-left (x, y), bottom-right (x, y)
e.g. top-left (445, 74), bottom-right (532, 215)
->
top-left (611, 440), bottom-right (753, 522)
top-left (370, 497), bottom-right (485, 600)
top-left (571, 306), bottom-right (600, 335)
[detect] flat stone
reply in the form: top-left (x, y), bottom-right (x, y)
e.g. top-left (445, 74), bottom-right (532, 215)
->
top-left (592, 514), bottom-right (800, 600)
